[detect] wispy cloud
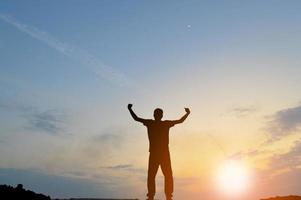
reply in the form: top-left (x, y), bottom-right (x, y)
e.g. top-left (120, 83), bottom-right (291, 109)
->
top-left (0, 99), bottom-right (65, 135)
top-left (106, 164), bottom-right (133, 170)
top-left (227, 105), bottom-right (259, 117)
top-left (227, 149), bottom-right (266, 160)
top-left (25, 109), bottom-right (65, 135)
top-left (102, 164), bottom-right (145, 174)
top-left (0, 14), bottom-right (134, 88)
top-left (254, 139), bottom-right (301, 188)
top-left (266, 104), bottom-right (301, 141)
top-left (78, 129), bottom-right (130, 162)
top-left (91, 131), bottom-right (126, 147)
top-left (267, 139), bottom-right (301, 172)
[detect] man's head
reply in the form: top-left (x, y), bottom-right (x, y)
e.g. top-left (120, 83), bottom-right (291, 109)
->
top-left (153, 108), bottom-right (163, 121)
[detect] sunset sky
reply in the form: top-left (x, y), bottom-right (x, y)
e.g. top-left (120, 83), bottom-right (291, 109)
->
top-left (1, 1), bottom-right (301, 200)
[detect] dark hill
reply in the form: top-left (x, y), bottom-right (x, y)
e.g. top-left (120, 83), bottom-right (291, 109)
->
top-left (0, 184), bottom-right (51, 200)
top-left (261, 196), bottom-right (301, 200)
top-left (55, 198), bottom-right (139, 200)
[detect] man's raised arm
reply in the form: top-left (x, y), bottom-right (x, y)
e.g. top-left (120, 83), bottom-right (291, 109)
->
top-left (127, 104), bottom-right (146, 123)
top-left (171, 108), bottom-right (191, 125)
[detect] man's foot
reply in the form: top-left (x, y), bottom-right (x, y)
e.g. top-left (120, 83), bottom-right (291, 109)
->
top-left (146, 196), bottom-right (154, 200)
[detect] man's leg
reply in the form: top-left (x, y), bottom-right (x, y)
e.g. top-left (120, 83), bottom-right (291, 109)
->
top-left (147, 152), bottom-right (159, 200)
top-left (161, 150), bottom-right (173, 200)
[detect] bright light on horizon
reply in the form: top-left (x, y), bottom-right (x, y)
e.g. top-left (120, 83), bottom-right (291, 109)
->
top-left (216, 160), bottom-right (251, 197)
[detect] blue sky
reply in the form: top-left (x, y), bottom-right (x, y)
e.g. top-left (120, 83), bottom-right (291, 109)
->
top-left (1, 1), bottom-right (301, 199)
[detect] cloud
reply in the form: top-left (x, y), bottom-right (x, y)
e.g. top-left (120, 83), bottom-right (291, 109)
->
top-left (102, 164), bottom-right (145, 174)
top-left (93, 132), bottom-right (124, 142)
top-left (25, 109), bottom-right (65, 135)
top-left (0, 99), bottom-right (33, 113)
top-left (91, 131), bottom-right (126, 147)
top-left (76, 130), bottom-right (130, 164)
top-left (79, 130), bottom-right (146, 176)
top-left (228, 105), bottom-right (259, 117)
top-left (227, 149), bottom-right (266, 160)
top-left (0, 14), bottom-right (135, 88)
top-left (250, 140), bottom-right (301, 198)
top-left (106, 164), bottom-right (133, 170)
top-left (255, 168), bottom-right (301, 198)
top-left (0, 99), bottom-right (65, 135)
top-left (267, 139), bottom-right (301, 172)
top-left (266, 104), bottom-right (301, 141)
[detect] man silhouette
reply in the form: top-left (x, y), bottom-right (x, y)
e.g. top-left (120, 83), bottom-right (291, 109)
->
top-left (127, 104), bottom-right (190, 200)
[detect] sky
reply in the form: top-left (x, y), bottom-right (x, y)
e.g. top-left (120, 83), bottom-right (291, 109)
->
top-left (1, 1), bottom-right (301, 199)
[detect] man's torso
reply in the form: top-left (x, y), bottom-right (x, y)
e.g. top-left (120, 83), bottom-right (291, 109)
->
top-left (143, 120), bottom-right (175, 152)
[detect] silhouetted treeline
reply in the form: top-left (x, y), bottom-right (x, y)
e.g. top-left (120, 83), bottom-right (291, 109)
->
top-left (261, 196), bottom-right (301, 200)
top-left (0, 184), bottom-right (51, 200)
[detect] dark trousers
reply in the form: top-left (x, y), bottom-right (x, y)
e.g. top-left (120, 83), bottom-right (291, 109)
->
top-left (147, 150), bottom-right (173, 199)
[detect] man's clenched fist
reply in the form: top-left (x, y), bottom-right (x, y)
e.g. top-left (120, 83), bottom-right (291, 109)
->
top-left (128, 104), bottom-right (133, 109)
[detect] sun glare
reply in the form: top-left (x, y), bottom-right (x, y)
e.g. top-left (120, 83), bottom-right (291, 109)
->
top-left (216, 160), bottom-right (251, 196)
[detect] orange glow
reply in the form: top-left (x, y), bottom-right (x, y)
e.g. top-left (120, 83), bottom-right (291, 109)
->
top-left (216, 160), bottom-right (251, 196)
